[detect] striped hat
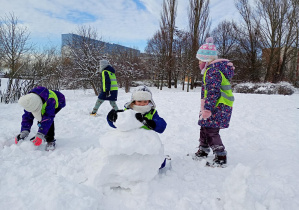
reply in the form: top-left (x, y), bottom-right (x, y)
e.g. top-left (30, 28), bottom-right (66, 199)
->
top-left (196, 37), bottom-right (218, 62)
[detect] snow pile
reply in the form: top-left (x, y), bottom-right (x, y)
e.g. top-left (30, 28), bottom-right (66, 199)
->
top-left (97, 109), bottom-right (165, 188)
top-left (1, 87), bottom-right (299, 210)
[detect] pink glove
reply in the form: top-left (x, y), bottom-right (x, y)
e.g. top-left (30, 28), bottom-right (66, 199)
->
top-left (32, 133), bottom-right (45, 146)
top-left (201, 110), bottom-right (211, 120)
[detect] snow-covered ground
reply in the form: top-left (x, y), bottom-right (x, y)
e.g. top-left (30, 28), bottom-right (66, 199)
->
top-left (0, 85), bottom-right (299, 210)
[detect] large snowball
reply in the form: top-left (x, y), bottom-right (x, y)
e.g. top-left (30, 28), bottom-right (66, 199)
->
top-left (114, 109), bottom-right (143, 131)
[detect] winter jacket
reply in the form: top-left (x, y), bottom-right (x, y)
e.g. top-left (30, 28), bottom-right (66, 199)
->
top-left (98, 65), bottom-right (118, 101)
top-left (199, 59), bottom-right (234, 128)
top-left (107, 109), bottom-right (167, 134)
top-left (21, 86), bottom-right (66, 135)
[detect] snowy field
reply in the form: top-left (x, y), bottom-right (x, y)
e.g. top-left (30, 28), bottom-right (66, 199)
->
top-left (0, 85), bottom-right (299, 210)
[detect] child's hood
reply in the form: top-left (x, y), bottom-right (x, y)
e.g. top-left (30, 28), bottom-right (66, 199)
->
top-left (208, 59), bottom-right (235, 80)
top-left (105, 65), bottom-right (116, 74)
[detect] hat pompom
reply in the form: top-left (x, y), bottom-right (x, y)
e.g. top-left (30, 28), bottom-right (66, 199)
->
top-left (206, 37), bottom-right (214, 44)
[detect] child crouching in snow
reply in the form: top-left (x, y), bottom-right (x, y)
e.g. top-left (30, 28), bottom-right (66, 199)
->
top-left (107, 85), bottom-right (168, 168)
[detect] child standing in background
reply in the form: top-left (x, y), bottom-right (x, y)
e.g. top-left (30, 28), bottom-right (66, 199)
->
top-left (195, 37), bottom-right (235, 166)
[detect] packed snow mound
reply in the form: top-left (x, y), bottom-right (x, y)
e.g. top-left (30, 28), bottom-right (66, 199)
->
top-left (96, 154), bottom-right (164, 188)
top-left (100, 129), bottom-right (164, 156)
top-left (114, 109), bottom-right (143, 131)
top-left (100, 109), bottom-right (164, 156)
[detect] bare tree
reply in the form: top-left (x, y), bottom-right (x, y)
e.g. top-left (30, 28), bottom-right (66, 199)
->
top-left (63, 26), bottom-right (105, 95)
top-left (188, 0), bottom-right (210, 91)
top-left (0, 13), bottom-right (32, 103)
top-left (234, 0), bottom-right (262, 82)
top-left (257, 0), bottom-right (299, 83)
top-left (145, 30), bottom-right (168, 90)
top-left (110, 47), bottom-right (143, 93)
top-left (160, 0), bottom-right (177, 88)
top-left (30, 47), bottom-right (63, 90)
top-left (212, 20), bottom-right (238, 59)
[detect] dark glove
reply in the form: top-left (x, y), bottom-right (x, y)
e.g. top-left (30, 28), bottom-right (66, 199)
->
top-left (106, 91), bottom-right (111, 97)
top-left (15, 130), bottom-right (29, 144)
top-left (143, 118), bottom-right (156, 130)
top-left (108, 109), bottom-right (124, 122)
top-left (135, 113), bottom-right (143, 122)
top-left (135, 113), bottom-right (156, 130)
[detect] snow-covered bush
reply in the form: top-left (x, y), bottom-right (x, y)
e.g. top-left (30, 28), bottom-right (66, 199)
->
top-left (233, 82), bottom-right (296, 95)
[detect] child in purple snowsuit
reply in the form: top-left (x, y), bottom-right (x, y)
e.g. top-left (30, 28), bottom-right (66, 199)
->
top-left (15, 86), bottom-right (66, 151)
top-left (195, 37), bottom-right (235, 166)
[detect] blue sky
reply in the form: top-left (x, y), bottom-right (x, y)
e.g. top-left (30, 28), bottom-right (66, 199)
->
top-left (0, 0), bottom-right (240, 52)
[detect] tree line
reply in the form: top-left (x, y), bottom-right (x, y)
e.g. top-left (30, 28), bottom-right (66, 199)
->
top-left (147, 0), bottom-right (298, 90)
top-left (0, 0), bottom-right (298, 103)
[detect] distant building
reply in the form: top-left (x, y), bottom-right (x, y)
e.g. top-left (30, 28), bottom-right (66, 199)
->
top-left (61, 33), bottom-right (140, 56)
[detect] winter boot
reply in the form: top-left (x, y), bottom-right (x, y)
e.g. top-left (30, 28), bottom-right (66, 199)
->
top-left (195, 146), bottom-right (210, 158)
top-left (90, 112), bottom-right (97, 116)
top-left (213, 154), bottom-right (227, 165)
top-left (195, 150), bottom-right (208, 158)
top-left (45, 141), bottom-right (56, 151)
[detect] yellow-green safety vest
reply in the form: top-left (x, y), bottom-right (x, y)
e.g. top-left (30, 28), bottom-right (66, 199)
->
top-left (41, 90), bottom-right (59, 115)
top-left (102, 70), bottom-right (118, 92)
top-left (203, 68), bottom-right (234, 107)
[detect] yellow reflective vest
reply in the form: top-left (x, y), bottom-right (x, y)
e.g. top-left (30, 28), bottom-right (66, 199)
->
top-left (41, 90), bottom-right (59, 115)
top-left (102, 70), bottom-right (118, 92)
top-left (203, 68), bottom-right (234, 107)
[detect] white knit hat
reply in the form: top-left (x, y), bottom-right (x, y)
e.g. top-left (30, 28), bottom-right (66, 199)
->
top-left (100, 59), bottom-right (109, 72)
top-left (18, 93), bottom-right (43, 121)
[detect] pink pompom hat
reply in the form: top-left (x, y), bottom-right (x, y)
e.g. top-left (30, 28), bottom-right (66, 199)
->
top-left (196, 37), bottom-right (218, 62)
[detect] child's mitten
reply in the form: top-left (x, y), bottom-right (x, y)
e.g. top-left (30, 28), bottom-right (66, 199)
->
top-left (15, 130), bottom-right (29, 144)
top-left (135, 113), bottom-right (143, 122)
top-left (143, 119), bottom-right (156, 130)
top-left (135, 113), bottom-right (156, 130)
top-left (108, 109), bottom-right (123, 122)
top-left (32, 132), bottom-right (45, 146)
top-left (201, 110), bottom-right (211, 120)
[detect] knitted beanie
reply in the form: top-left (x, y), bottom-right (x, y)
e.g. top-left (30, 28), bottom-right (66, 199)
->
top-left (196, 37), bottom-right (218, 62)
top-left (18, 93), bottom-right (43, 121)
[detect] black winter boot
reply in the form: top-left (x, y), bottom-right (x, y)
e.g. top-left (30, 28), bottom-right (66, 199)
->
top-left (195, 149), bottom-right (208, 158)
top-left (213, 154), bottom-right (227, 165)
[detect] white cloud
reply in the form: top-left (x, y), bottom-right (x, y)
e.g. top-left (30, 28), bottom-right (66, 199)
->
top-left (0, 0), bottom-right (240, 52)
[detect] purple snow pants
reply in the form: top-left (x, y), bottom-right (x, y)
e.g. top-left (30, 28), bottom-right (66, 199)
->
top-left (199, 127), bottom-right (225, 153)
